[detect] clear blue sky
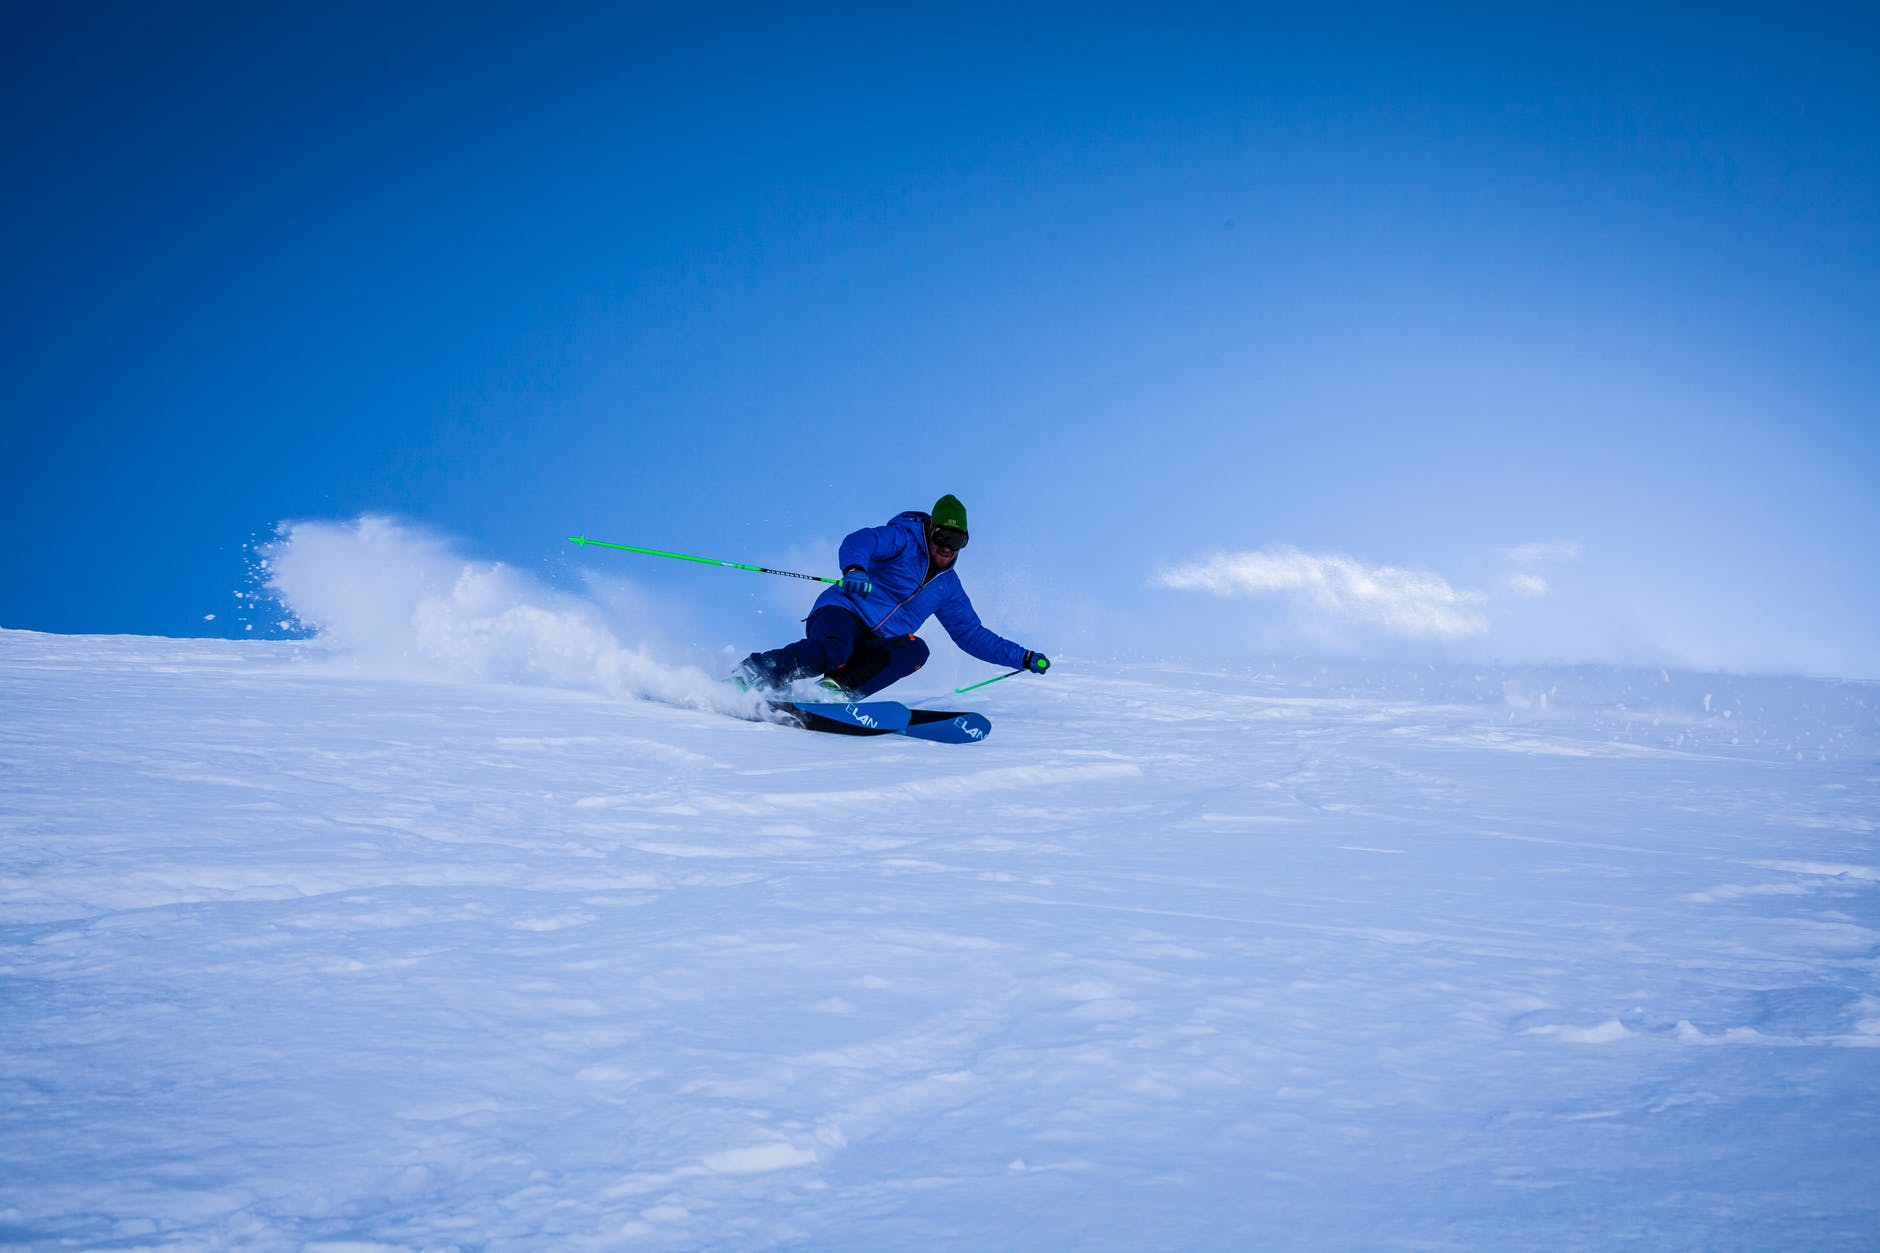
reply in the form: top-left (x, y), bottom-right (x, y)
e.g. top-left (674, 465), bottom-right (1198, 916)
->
top-left (5, 4), bottom-right (1877, 676)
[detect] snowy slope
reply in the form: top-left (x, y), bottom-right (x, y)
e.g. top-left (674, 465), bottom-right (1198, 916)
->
top-left (2, 628), bottom-right (1877, 1251)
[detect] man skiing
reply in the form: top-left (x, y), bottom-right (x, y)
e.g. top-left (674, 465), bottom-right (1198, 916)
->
top-left (735, 494), bottom-right (1050, 699)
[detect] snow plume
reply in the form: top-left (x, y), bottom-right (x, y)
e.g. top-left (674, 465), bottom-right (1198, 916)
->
top-left (261, 515), bottom-right (747, 711)
top-left (1155, 546), bottom-right (1489, 640)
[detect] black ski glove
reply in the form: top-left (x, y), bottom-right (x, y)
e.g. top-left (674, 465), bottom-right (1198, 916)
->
top-left (1021, 650), bottom-right (1050, 675)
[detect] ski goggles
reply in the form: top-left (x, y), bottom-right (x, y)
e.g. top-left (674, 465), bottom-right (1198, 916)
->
top-left (930, 525), bottom-right (968, 552)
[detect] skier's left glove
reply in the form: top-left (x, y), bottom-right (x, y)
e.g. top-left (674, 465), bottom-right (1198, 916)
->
top-left (839, 567), bottom-right (872, 595)
top-left (1021, 650), bottom-right (1051, 675)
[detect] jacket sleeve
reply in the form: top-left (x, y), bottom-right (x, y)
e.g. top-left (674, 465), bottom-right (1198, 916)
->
top-left (934, 577), bottom-right (1029, 669)
top-left (837, 523), bottom-right (908, 572)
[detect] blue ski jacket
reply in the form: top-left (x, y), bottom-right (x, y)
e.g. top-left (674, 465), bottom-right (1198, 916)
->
top-left (811, 511), bottom-right (1029, 670)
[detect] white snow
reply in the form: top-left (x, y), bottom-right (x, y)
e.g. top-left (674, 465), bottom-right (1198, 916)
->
top-left (2, 628), bottom-right (1877, 1250)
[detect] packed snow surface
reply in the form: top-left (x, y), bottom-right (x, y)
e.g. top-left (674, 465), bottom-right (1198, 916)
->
top-left (2, 629), bottom-right (1877, 1250)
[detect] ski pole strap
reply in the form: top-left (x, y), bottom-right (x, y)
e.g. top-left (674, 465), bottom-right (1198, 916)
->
top-left (567, 537), bottom-right (840, 585)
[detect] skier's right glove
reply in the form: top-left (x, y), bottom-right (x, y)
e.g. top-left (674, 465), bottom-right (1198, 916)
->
top-left (840, 568), bottom-right (872, 595)
top-left (1021, 650), bottom-right (1051, 675)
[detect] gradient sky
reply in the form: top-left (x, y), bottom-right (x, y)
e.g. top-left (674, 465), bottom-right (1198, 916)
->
top-left (5, 4), bottom-right (1877, 676)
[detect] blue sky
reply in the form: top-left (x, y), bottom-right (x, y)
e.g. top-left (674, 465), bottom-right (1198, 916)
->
top-left (5, 4), bottom-right (1877, 676)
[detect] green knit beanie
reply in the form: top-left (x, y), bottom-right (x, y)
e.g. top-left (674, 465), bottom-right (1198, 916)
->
top-left (931, 494), bottom-right (968, 535)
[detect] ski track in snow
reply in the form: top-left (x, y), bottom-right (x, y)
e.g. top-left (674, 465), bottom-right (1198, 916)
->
top-left (2, 631), bottom-right (1878, 1250)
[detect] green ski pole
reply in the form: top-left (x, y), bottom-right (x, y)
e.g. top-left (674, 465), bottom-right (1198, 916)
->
top-left (568, 536), bottom-right (841, 586)
top-left (905, 667), bottom-right (1024, 708)
top-left (954, 668), bottom-right (1025, 695)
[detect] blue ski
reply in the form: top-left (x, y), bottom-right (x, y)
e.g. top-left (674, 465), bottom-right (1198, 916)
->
top-left (900, 709), bottom-right (992, 744)
top-left (766, 699), bottom-right (910, 735)
top-left (764, 700), bottom-right (991, 742)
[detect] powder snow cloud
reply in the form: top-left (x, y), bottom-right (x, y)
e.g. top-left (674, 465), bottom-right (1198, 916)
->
top-left (259, 514), bottom-right (752, 713)
top-left (1154, 547), bottom-right (1490, 640)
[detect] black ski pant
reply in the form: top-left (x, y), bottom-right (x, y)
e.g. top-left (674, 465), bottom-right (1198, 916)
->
top-left (757, 605), bottom-right (930, 697)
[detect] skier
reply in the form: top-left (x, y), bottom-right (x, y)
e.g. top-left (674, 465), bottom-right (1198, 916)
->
top-left (735, 495), bottom-right (1050, 699)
